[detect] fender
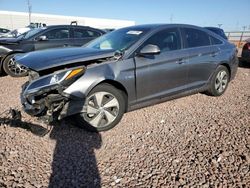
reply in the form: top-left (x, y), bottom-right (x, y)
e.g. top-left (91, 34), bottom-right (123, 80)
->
top-left (63, 63), bottom-right (117, 99)
top-left (0, 50), bottom-right (25, 74)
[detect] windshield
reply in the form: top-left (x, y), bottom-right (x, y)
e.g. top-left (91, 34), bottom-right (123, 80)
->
top-left (86, 27), bottom-right (149, 52)
top-left (22, 28), bottom-right (45, 39)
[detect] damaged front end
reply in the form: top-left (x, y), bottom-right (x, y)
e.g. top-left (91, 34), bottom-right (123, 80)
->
top-left (21, 67), bottom-right (86, 123)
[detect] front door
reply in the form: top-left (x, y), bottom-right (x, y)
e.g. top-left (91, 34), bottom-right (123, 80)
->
top-left (34, 27), bottom-right (73, 50)
top-left (134, 28), bottom-right (189, 103)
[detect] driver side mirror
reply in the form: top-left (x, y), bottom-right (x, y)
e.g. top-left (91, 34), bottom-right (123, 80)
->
top-left (138, 44), bottom-right (161, 56)
top-left (37, 35), bottom-right (48, 41)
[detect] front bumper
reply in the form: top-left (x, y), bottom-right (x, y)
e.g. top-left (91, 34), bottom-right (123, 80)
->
top-left (20, 82), bottom-right (68, 122)
top-left (20, 81), bottom-right (86, 122)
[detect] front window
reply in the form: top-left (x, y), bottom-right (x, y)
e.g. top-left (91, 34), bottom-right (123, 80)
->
top-left (43, 28), bottom-right (70, 39)
top-left (142, 28), bottom-right (181, 52)
top-left (23, 28), bottom-right (45, 39)
top-left (86, 27), bottom-right (150, 52)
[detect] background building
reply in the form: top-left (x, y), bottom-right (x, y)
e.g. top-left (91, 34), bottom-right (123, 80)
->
top-left (0, 10), bottom-right (135, 30)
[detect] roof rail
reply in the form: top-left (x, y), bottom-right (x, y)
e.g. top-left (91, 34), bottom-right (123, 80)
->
top-left (71, 21), bottom-right (78, 25)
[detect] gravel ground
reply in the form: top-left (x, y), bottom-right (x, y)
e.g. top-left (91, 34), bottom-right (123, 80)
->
top-left (0, 66), bottom-right (249, 187)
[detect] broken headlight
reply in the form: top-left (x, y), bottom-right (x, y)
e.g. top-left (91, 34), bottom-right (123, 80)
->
top-left (23, 67), bottom-right (85, 96)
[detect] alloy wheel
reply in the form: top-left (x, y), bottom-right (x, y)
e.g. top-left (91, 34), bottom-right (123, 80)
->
top-left (215, 70), bottom-right (228, 93)
top-left (7, 57), bottom-right (27, 76)
top-left (84, 91), bottom-right (120, 128)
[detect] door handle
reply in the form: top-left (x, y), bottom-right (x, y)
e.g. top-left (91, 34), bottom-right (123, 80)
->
top-left (210, 51), bottom-right (219, 57)
top-left (176, 59), bottom-right (186, 64)
top-left (63, 44), bottom-right (69, 47)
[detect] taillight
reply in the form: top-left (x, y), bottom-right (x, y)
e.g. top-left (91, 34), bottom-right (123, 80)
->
top-left (244, 43), bottom-right (250, 50)
top-left (247, 43), bottom-right (250, 50)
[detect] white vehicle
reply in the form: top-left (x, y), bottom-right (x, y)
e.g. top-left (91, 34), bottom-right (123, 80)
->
top-left (0, 27), bottom-right (31, 38)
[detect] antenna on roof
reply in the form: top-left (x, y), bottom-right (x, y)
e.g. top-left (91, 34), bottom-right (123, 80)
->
top-left (218, 24), bottom-right (223, 28)
top-left (27, 0), bottom-right (32, 24)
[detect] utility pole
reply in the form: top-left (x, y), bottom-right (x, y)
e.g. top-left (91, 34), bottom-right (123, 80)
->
top-left (27, 0), bottom-right (32, 24)
top-left (170, 14), bottom-right (173, 23)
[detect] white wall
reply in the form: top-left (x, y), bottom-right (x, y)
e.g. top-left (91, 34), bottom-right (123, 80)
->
top-left (0, 10), bottom-right (135, 30)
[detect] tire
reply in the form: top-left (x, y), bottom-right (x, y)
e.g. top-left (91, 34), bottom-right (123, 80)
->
top-left (206, 65), bottom-right (229, 96)
top-left (71, 83), bottom-right (126, 132)
top-left (3, 54), bottom-right (28, 77)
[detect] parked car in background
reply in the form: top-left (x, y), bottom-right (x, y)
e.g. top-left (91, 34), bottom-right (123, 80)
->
top-left (102, 28), bottom-right (115, 33)
top-left (17, 24), bottom-right (238, 132)
top-left (0, 25), bottom-right (105, 77)
top-left (204, 27), bottom-right (228, 40)
top-left (0, 28), bottom-right (10, 36)
top-left (0, 27), bottom-right (31, 38)
top-left (225, 31), bottom-right (250, 63)
top-left (241, 38), bottom-right (250, 62)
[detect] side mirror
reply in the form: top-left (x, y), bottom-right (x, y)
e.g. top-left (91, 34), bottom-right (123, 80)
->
top-left (37, 35), bottom-right (47, 41)
top-left (138, 44), bottom-right (161, 56)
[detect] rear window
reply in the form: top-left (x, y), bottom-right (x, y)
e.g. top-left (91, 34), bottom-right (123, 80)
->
top-left (74, 28), bottom-right (101, 38)
top-left (210, 35), bottom-right (223, 45)
top-left (0, 29), bottom-right (9, 33)
top-left (183, 28), bottom-right (210, 48)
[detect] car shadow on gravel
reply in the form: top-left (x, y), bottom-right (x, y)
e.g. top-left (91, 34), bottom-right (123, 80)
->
top-left (48, 121), bottom-right (102, 188)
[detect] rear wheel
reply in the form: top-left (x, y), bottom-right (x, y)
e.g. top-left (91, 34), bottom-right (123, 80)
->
top-left (71, 84), bottom-right (126, 132)
top-left (206, 65), bottom-right (229, 96)
top-left (3, 54), bottom-right (28, 77)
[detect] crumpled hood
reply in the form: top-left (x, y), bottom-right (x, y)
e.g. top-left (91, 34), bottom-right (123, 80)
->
top-left (15, 47), bottom-right (116, 72)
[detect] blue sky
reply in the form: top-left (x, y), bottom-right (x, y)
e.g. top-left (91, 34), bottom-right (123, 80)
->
top-left (0, 0), bottom-right (249, 31)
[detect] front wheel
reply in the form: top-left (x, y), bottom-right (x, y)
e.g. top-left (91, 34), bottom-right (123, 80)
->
top-left (3, 54), bottom-right (28, 77)
top-left (206, 65), bottom-right (229, 96)
top-left (71, 84), bottom-right (126, 132)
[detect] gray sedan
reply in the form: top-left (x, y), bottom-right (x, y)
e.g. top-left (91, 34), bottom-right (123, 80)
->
top-left (17, 24), bottom-right (238, 132)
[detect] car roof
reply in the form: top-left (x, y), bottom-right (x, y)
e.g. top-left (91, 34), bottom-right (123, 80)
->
top-left (204, 27), bottom-right (224, 31)
top-left (121, 24), bottom-right (208, 31)
top-left (45, 25), bottom-right (100, 29)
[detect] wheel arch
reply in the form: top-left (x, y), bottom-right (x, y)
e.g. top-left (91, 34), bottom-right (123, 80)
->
top-left (219, 63), bottom-right (231, 80)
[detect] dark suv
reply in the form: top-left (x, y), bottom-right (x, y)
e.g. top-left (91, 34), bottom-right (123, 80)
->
top-left (0, 25), bottom-right (105, 77)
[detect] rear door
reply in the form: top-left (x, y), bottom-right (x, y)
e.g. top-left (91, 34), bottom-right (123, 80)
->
top-left (181, 27), bottom-right (219, 89)
top-left (34, 27), bottom-right (73, 50)
top-left (134, 28), bottom-right (189, 103)
top-left (73, 27), bottom-right (102, 46)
